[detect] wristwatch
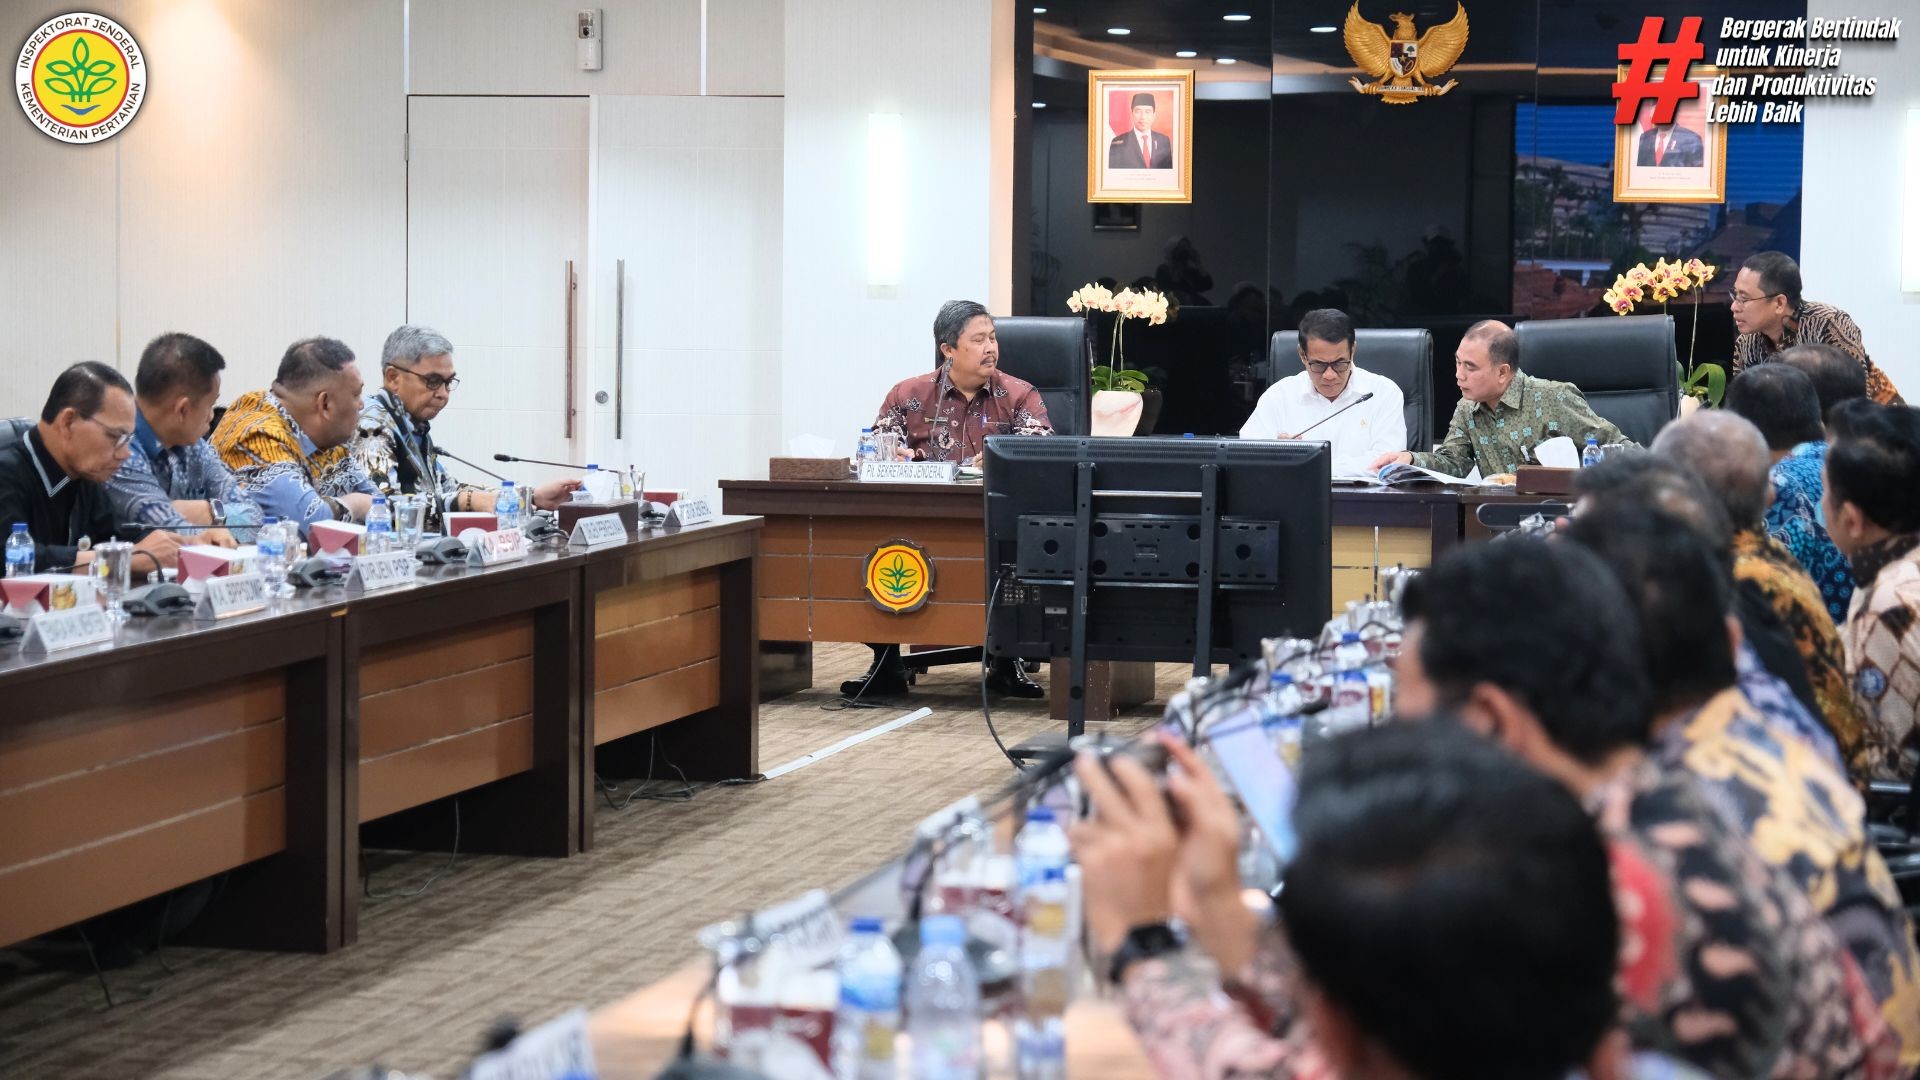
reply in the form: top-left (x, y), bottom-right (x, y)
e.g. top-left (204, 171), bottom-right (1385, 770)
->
top-left (1107, 920), bottom-right (1185, 986)
top-left (208, 497), bottom-right (227, 526)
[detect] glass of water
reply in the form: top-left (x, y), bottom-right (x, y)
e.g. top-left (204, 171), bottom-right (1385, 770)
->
top-left (93, 540), bottom-right (133, 622)
top-left (392, 494), bottom-right (428, 548)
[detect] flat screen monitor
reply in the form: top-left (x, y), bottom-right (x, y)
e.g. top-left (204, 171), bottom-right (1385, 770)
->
top-left (983, 436), bottom-right (1331, 668)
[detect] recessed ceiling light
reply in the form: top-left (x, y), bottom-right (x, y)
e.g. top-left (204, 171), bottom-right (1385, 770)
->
top-left (1216, 56), bottom-right (1237, 64)
top-left (1223, 13), bottom-right (1252, 21)
top-left (1032, 5), bottom-right (1046, 12)
top-left (1175, 50), bottom-right (1198, 58)
top-left (1309, 24), bottom-right (1337, 33)
top-left (1107, 26), bottom-right (1130, 35)
top-left (1032, 102), bottom-right (1047, 109)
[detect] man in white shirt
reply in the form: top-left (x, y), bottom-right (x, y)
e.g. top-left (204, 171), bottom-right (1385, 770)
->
top-left (1239, 308), bottom-right (1407, 474)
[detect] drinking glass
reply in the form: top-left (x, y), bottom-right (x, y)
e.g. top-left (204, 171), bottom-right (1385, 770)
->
top-left (392, 495), bottom-right (428, 548)
top-left (94, 540), bottom-right (133, 623)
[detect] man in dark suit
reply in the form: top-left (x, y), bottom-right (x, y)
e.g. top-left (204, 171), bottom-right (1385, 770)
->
top-left (1108, 92), bottom-right (1173, 169)
top-left (1636, 122), bottom-right (1704, 167)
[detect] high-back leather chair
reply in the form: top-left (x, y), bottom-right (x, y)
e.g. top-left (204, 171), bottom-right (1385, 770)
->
top-left (0, 417), bottom-right (31, 453)
top-left (995, 316), bottom-right (1090, 437)
top-left (1267, 328), bottom-right (1432, 452)
top-left (1514, 314), bottom-right (1678, 447)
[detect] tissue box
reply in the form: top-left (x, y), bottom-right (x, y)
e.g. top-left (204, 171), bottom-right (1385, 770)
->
top-left (309, 520), bottom-right (368, 555)
top-left (557, 499), bottom-right (638, 535)
top-left (641, 488), bottom-right (684, 506)
top-left (769, 457), bottom-right (852, 481)
top-left (445, 511), bottom-right (498, 536)
top-left (178, 544), bottom-right (249, 590)
top-left (1514, 466), bottom-right (1578, 495)
top-left (1, 574), bottom-right (99, 616)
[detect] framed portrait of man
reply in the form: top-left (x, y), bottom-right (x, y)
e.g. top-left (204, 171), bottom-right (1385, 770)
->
top-left (1087, 69), bottom-right (1194, 204)
top-left (1612, 63), bottom-right (1728, 204)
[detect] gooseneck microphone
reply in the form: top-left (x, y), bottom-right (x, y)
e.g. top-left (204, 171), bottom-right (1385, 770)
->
top-left (494, 452), bottom-right (590, 470)
top-left (1289, 391), bottom-right (1374, 440)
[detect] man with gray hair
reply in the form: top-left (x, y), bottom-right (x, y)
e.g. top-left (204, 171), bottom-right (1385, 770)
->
top-left (1651, 411), bottom-right (1875, 780)
top-left (351, 325), bottom-right (579, 532)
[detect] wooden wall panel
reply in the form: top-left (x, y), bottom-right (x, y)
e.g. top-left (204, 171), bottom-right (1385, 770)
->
top-left (596, 608), bottom-right (722, 692)
top-left (761, 599), bottom-right (812, 640)
top-left (803, 518), bottom-right (985, 559)
top-left (359, 660), bottom-right (536, 760)
top-left (1330, 525), bottom-right (1431, 569)
top-left (0, 671), bottom-right (282, 789)
top-left (594, 662), bottom-right (722, 745)
top-left (807, 600), bottom-right (984, 646)
top-left (359, 620), bottom-right (535, 696)
top-left (596, 569), bottom-right (723, 632)
top-left (359, 717), bottom-right (534, 823)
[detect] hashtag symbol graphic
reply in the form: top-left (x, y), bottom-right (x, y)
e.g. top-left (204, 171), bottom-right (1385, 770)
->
top-left (1613, 16), bottom-right (1704, 125)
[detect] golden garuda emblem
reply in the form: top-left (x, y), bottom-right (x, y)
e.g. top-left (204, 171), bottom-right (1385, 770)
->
top-left (1342, 2), bottom-right (1469, 103)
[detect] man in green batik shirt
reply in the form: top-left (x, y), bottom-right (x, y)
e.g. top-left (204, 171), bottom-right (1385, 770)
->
top-left (1370, 320), bottom-right (1633, 478)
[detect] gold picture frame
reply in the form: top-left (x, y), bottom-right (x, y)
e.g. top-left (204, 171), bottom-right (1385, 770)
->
top-left (1087, 69), bottom-right (1194, 204)
top-left (1613, 63), bottom-right (1728, 205)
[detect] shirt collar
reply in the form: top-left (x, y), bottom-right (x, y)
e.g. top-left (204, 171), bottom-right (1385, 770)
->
top-left (270, 388), bottom-right (321, 456)
top-left (25, 426), bottom-right (71, 497)
top-left (1468, 373), bottom-right (1524, 414)
top-left (378, 390), bottom-right (427, 438)
top-left (1850, 532), bottom-right (1920, 591)
top-left (1296, 372), bottom-right (1362, 406)
top-left (132, 409), bottom-right (165, 460)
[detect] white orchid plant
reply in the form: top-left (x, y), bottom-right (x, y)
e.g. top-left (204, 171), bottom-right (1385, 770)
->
top-left (1067, 282), bottom-right (1169, 392)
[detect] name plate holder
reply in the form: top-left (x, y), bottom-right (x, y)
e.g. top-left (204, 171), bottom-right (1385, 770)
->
top-left (859, 460), bottom-right (958, 484)
top-left (195, 573), bottom-right (269, 621)
top-left (567, 513), bottom-right (629, 548)
top-left (661, 497), bottom-right (714, 529)
top-left (350, 550), bottom-right (419, 592)
top-left (466, 1008), bottom-right (596, 1080)
top-left (21, 606), bottom-right (114, 654)
top-left (464, 527), bottom-right (529, 567)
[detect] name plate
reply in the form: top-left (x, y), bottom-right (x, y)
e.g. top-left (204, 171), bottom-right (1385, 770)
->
top-left (661, 497), bottom-right (714, 528)
top-left (196, 572), bottom-right (269, 620)
top-left (860, 460), bottom-right (958, 484)
top-left (699, 888), bottom-right (844, 972)
top-left (467, 1008), bottom-right (596, 1080)
top-left (350, 550), bottom-right (419, 592)
top-left (465, 527), bottom-right (528, 567)
top-left (568, 513), bottom-right (628, 548)
top-left (22, 605), bottom-right (113, 654)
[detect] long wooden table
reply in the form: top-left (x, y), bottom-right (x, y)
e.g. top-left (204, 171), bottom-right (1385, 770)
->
top-left (0, 516), bottom-right (761, 953)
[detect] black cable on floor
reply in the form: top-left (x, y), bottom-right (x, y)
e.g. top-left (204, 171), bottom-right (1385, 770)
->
top-left (363, 800), bottom-right (461, 900)
top-left (73, 925), bottom-right (114, 1009)
top-left (981, 575), bottom-right (1026, 772)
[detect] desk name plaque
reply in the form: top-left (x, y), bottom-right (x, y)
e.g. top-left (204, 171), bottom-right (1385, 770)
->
top-left (466, 1008), bottom-right (596, 1080)
top-left (567, 514), bottom-right (628, 548)
top-left (350, 550), bottom-right (419, 592)
top-left (21, 605), bottom-right (113, 654)
top-left (196, 573), bottom-right (269, 620)
top-left (662, 497), bottom-right (713, 528)
top-left (463, 527), bottom-right (528, 567)
top-left (858, 460), bottom-right (958, 484)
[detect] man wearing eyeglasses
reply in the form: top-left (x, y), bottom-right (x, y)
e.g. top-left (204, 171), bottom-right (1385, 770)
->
top-left (1731, 251), bottom-right (1904, 406)
top-left (350, 325), bottom-right (579, 532)
top-left (0, 362), bottom-right (186, 572)
top-left (1239, 308), bottom-right (1405, 476)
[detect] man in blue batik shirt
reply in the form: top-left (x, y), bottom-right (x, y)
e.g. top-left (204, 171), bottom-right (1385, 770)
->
top-left (107, 332), bottom-right (261, 545)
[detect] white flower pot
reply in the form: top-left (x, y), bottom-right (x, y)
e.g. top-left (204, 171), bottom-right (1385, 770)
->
top-left (1678, 395), bottom-right (1702, 418)
top-left (1091, 390), bottom-right (1143, 437)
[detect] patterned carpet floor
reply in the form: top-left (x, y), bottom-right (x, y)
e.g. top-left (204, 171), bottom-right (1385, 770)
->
top-left (0, 644), bottom-right (1178, 1079)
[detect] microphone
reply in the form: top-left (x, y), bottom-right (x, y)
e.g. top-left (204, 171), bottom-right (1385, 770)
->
top-left (1289, 391), bottom-right (1374, 440)
top-left (494, 452), bottom-right (589, 470)
top-left (436, 446), bottom-right (509, 483)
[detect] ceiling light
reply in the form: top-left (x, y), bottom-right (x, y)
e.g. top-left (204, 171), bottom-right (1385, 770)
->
top-left (1175, 50), bottom-right (1198, 58)
top-left (1223, 13), bottom-right (1252, 21)
top-left (1310, 25), bottom-right (1337, 33)
top-left (1032, 5), bottom-right (1046, 12)
top-left (1216, 57), bottom-right (1238, 64)
top-left (1107, 27), bottom-right (1130, 35)
top-left (1032, 102), bottom-right (1047, 109)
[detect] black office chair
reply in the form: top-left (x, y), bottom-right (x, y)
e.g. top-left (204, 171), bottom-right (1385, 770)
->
top-left (1266, 328), bottom-right (1431, 452)
top-left (0, 417), bottom-right (31, 453)
top-left (1514, 314), bottom-right (1678, 448)
top-left (994, 316), bottom-right (1090, 437)
top-left (1474, 500), bottom-right (1569, 535)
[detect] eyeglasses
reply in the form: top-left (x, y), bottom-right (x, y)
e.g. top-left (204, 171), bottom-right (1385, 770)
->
top-left (387, 364), bottom-right (460, 393)
top-left (1304, 360), bottom-right (1353, 375)
top-left (81, 415), bottom-right (136, 449)
top-left (1730, 291), bottom-right (1782, 308)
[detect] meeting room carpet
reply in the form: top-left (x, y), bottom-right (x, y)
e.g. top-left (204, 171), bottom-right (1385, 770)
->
top-left (0, 644), bottom-right (1177, 1078)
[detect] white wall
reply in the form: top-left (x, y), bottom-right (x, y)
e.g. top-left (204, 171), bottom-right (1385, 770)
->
top-left (0, 0), bottom-right (407, 412)
top-left (781, 0), bottom-right (1014, 455)
top-left (1802, 0), bottom-right (1918, 396)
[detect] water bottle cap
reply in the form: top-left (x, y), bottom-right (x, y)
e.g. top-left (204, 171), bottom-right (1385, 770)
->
top-left (372, 495), bottom-right (387, 504)
top-left (1343, 669), bottom-right (1368, 681)
top-left (849, 916), bottom-right (884, 935)
top-left (1341, 631), bottom-right (1359, 643)
top-left (587, 464), bottom-right (600, 470)
top-left (1025, 806), bottom-right (1055, 824)
top-left (1040, 866), bottom-right (1067, 882)
top-left (1585, 434), bottom-right (1597, 443)
top-left (1182, 432), bottom-right (1195, 438)
top-left (10, 523), bottom-right (25, 532)
top-left (501, 479), bottom-right (514, 487)
top-left (919, 914), bottom-right (966, 946)
top-left (1269, 672), bottom-right (1293, 686)
top-left (262, 515), bottom-right (279, 525)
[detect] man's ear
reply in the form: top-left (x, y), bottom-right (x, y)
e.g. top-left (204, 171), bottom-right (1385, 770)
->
top-left (1463, 681), bottom-right (1538, 752)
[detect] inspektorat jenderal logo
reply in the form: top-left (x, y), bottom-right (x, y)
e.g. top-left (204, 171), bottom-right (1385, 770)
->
top-left (16, 12), bottom-right (145, 144)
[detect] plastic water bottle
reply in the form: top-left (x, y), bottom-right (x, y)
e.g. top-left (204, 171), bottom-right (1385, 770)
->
top-left (856, 428), bottom-right (879, 468)
top-left (495, 480), bottom-right (522, 530)
top-left (907, 915), bottom-right (981, 1080)
top-left (1334, 630), bottom-right (1368, 673)
top-left (365, 496), bottom-right (393, 554)
top-left (1330, 669), bottom-right (1371, 734)
top-left (256, 515), bottom-right (289, 595)
top-left (1014, 807), bottom-right (1071, 895)
top-left (1581, 434), bottom-right (1602, 468)
top-left (832, 917), bottom-right (902, 1080)
top-left (1015, 866), bottom-right (1070, 1080)
top-left (5, 523), bottom-right (32, 578)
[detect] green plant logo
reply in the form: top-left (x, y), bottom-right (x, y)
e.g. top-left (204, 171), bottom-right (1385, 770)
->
top-left (43, 35), bottom-right (117, 115)
top-left (863, 541), bottom-right (935, 613)
top-left (878, 554), bottom-right (918, 598)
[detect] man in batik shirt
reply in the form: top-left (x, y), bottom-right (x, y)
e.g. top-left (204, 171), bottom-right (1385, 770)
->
top-left (869, 300), bottom-right (1051, 464)
top-left (1824, 400), bottom-right (1920, 784)
top-left (1731, 251), bottom-right (1904, 405)
top-left (1369, 320), bottom-right (1630, 478)
top-left (212, 336), bottom-right (375, 538)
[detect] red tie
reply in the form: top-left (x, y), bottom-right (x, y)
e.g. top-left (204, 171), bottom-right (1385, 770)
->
top-left (1142, 135), bottom-right (1151, 165)
top-left (1654, 134), bottom-right (1666, 165)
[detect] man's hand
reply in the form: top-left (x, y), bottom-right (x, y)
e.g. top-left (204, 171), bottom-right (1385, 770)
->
top-left (1368, 450), bottom-right (1414, 472)
top-left (1070, 750), bottom-right (1178, 955)
top-left (531, 479), bottom-right (583, 510)
top-left (1273, 432), bottom-right (1294, 441)
top-left (336, 492), bottom-right (374, 522)
top-left (172, 499), bottom-right (215, 526)
top-left (466, 489), bottom-right (500, 513)
top-left (200, 527), bottom-right (237, 549)
top-left (134, 529), bottom-right (185, 570)
top-left (1163, 736), bottom-right (1261, 975)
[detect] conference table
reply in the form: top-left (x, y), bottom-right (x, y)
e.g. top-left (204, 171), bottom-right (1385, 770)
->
top-left (0, 515), bottom-right (762, 954)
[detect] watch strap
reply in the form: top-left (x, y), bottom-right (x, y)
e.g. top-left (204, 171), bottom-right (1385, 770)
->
top-left (1107, 920), bottom-right (1183, 986)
